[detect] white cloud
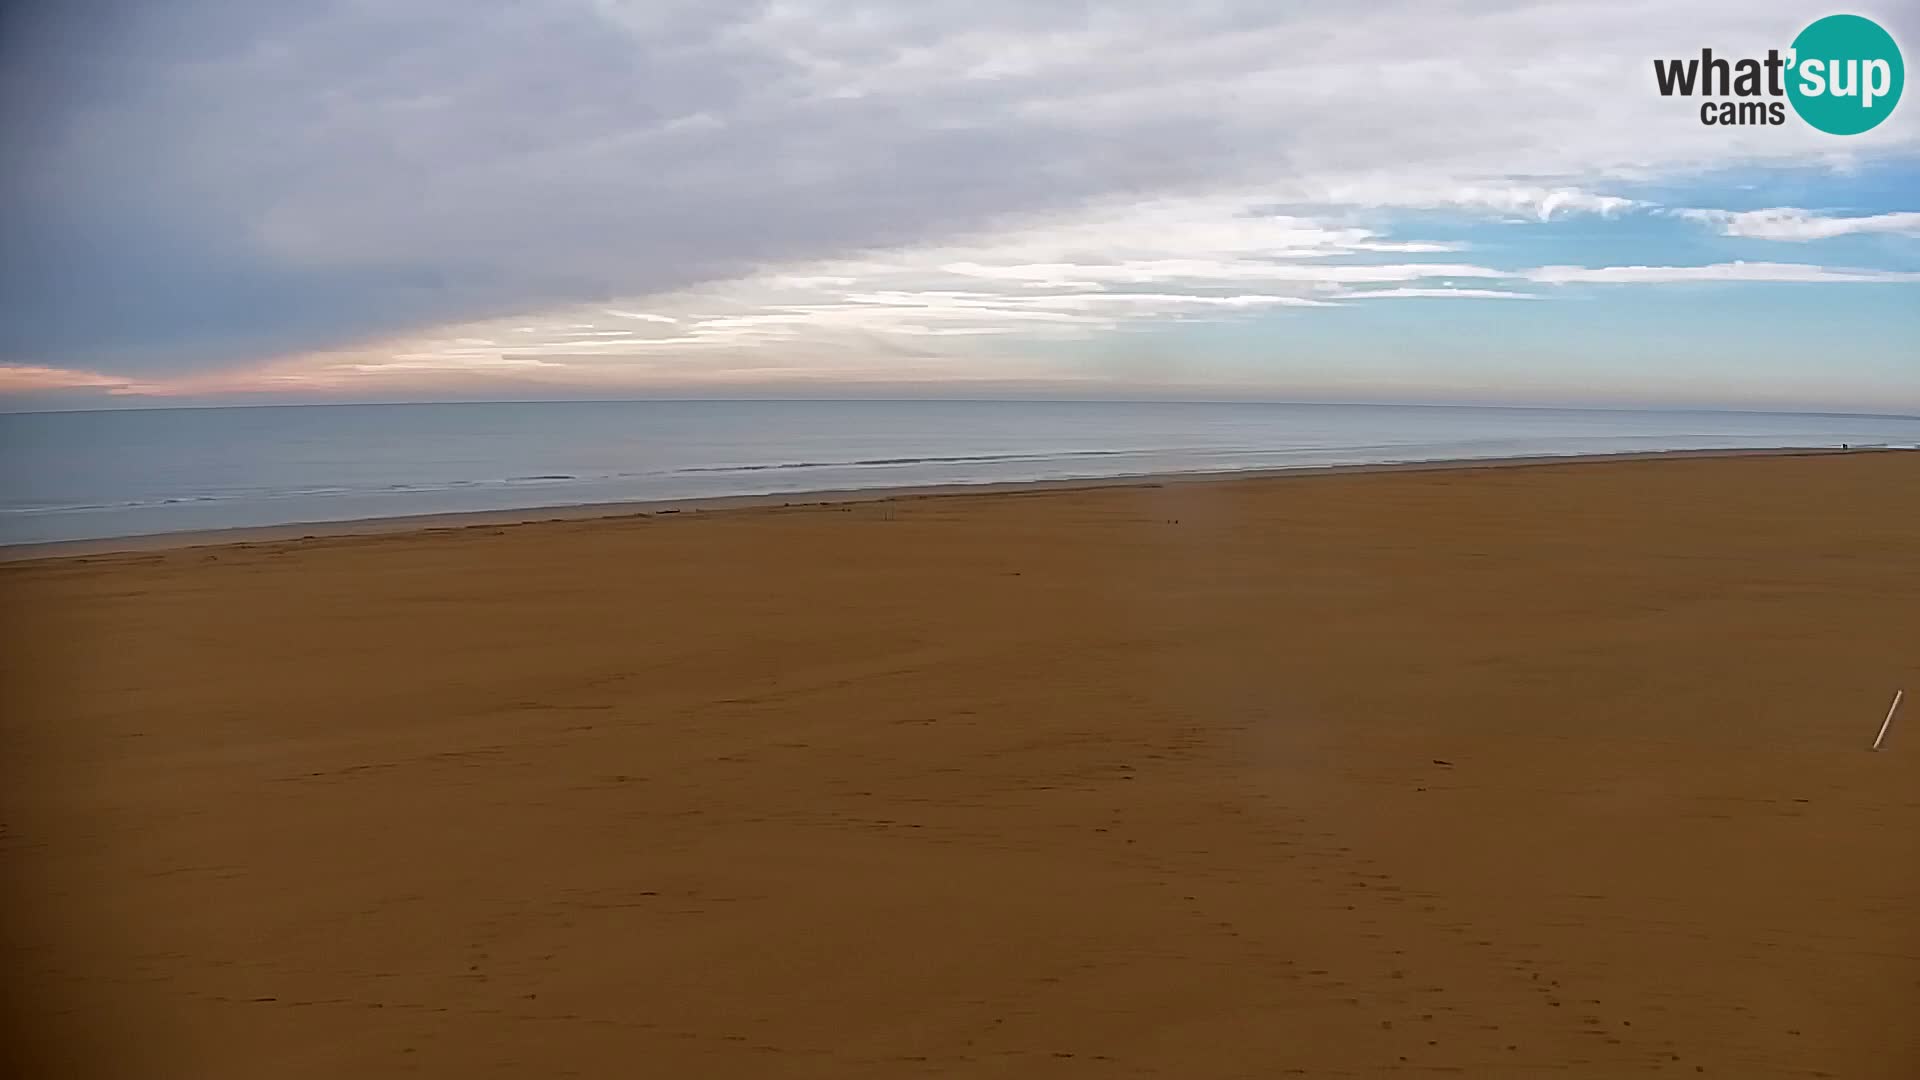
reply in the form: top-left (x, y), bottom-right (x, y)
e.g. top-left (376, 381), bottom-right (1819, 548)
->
top-left (1676, 208), bottom-right (1920, 241)
top-left (1337, 287), bottom-right (1541, 300)
top-left (1314, 182), bottom-right (1644, 221)
top-left (937, 259), bottom-right (1508, 287)
top-left (1526, 261), bottom-right (1920, 285)
top-left (185, 182), bottom-right (1917, 394)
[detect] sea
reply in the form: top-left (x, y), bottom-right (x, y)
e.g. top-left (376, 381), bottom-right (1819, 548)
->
top-left (2, 400), bottom-right (1916, 546)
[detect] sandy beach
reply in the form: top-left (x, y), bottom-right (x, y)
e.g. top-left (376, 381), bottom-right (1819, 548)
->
top-left (5, 449), bottom-right (1918, 1078)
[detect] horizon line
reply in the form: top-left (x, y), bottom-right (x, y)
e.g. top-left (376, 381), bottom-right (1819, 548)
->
top-left (2, 395), bottom-right (1918, 423)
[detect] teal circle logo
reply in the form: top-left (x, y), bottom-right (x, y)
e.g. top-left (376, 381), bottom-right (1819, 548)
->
top-left (1787, 14), bottom-right (1904, 135)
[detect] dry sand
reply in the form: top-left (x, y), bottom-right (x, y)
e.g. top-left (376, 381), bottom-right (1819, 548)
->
top-left (4, 450), bottom-right (1918, 1078)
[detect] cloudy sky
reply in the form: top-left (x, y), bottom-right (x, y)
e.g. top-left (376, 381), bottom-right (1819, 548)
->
top-left (2, 1), bottom-right (1916, 411)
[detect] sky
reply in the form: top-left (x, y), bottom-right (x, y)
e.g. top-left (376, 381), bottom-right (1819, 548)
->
top-left (1, 1), bottom-right (1917, 412)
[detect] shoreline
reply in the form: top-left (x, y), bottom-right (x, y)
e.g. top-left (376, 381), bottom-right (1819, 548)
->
top-left (0, 444), bottom-right (1887, 563)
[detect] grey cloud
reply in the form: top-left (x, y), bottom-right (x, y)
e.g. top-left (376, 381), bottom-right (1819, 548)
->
top-left (3, 0), bottom-right (1914, 374)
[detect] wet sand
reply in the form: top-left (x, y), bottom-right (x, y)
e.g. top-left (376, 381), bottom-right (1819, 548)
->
top-left (5, 450), bottom-right (1918, 1077)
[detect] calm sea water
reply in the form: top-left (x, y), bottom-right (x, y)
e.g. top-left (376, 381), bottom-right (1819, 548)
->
top-left (2, 400), bottom-right (1915, 545)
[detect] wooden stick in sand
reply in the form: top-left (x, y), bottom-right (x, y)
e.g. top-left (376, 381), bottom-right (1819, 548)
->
top-left (1872, 690), bottom-right (1903, 751)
